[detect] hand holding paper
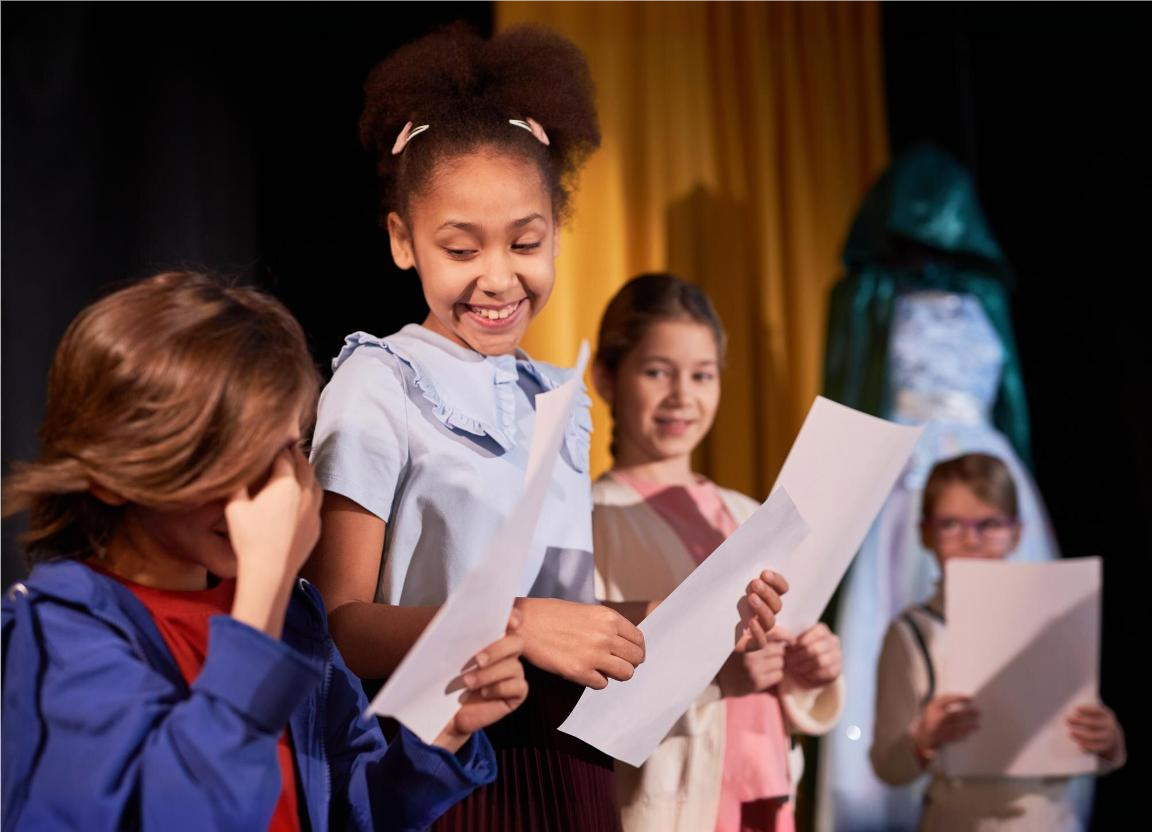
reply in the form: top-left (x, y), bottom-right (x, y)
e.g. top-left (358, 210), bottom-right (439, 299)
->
top-left (911, 694), bottom-right (981, 761)
top-left (784, 623), bottom-right (844, 689)
top-left (513, 596), bottom-right (646, 690)
top-left (559, 488), bottom-right (810, 766)
top-left (738, 569), bottom-right (791, 647)
top-left (941, 557), bottom-right (1104, 777)
top-left (560, 397), bottom-right (923, 766)
top-left (1066, 703), bottom-right (1124, 763)
top-left (717, 632), bottom-right (788, 698)
top-left (433, 609), bottom-right (529, 752)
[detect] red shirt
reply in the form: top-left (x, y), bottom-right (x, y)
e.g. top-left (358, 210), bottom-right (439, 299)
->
top-left (92, 564), bottom-right (301, 832)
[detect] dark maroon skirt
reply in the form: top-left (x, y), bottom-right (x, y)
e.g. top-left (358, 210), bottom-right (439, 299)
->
top-left (430, 662), bottom-right (621, 831)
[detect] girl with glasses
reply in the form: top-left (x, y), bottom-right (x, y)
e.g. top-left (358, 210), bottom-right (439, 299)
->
top-left (870, 452), bottom-right (1125, 831)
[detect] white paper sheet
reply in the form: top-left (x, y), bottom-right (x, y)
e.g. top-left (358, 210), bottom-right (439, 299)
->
top-left (559, 396), bottom-right (923, 765)
top-left (940, 558), bottom-right (1101, 777)
top-left (366, 343), bottom-right (590, 743)
top-left (768, 396), bottom-right (925, 634)
top-left (558, 487), bottom-right (810, 766)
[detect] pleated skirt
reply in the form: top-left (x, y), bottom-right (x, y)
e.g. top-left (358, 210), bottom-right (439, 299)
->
top-left (430, 662), bottom-right (621, 831)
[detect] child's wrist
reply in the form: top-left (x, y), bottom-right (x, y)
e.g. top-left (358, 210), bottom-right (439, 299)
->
top-left (232, 570), bottom-right (295, 639)
top-left (433, 725), bottom-right (471, 754)
top-left (913, 739), bottom-right (936, 768)
top-left (909, 720), bottom-right (937, 767)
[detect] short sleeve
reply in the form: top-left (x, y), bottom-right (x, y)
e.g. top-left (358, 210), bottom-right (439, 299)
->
top-left (311, 345), bottom-right (409, 522)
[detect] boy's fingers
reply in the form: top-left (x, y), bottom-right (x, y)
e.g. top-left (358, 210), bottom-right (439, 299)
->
top-left (290, 443), bottom-right (312, 479)
top-left (269, 447), bottom-right (296, 480)
top-left (226, 485), bottom-right (252, 509)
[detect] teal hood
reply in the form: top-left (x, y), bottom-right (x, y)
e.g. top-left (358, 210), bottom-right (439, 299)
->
top-left (823, 144), bottom-right (1032, 467)
top-left (842, 144), bottom-right (1010, 280)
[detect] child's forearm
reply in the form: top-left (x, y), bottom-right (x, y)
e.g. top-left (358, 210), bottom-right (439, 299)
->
top-left (232, 568), bottom-right (297, 639)
top-left (328, 600), bottom-right (439, 679)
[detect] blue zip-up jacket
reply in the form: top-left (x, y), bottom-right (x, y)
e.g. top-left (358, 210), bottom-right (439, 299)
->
top-left (1, 560), bottom-right (496, 831)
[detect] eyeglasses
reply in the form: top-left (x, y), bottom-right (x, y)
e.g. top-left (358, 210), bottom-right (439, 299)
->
top-left (927, 516), bottom-right (1019, 540)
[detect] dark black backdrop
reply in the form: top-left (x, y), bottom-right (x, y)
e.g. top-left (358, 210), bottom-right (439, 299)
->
top-left (2, 1), bottom-right (492, 587)
top-left (882, 4), bottom-right (1148, 826)
top-left (3, 3), bottom-right (1145, 824)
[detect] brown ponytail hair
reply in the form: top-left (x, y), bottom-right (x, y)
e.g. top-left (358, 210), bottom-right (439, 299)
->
top-left (595, 273), bottom-right (727, 375)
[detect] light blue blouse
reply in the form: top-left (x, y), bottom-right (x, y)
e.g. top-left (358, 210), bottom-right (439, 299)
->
top-left (310, 324), bottom-right (595, 606)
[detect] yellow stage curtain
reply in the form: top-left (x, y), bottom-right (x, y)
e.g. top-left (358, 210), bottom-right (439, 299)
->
top-left (497, 1), bottom-right (888, 496)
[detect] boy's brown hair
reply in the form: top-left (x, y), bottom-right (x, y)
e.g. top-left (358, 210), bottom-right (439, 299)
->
top-left (921, 453), bottom-right (1019, 521)
top-left (3, 272), bottom-right (321, 561)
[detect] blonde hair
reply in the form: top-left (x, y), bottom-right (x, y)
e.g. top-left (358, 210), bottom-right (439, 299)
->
top-left (3, 272), bottom-right (320, 561)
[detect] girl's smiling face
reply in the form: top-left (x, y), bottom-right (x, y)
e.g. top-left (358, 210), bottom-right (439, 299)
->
top-left (598, 319), bottom-right (722, 471)
top-left (387, 149), bottom-right (558, 356)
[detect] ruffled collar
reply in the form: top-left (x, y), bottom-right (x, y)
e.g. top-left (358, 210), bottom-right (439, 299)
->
top-left (333, 324), bottom-right (590, 472)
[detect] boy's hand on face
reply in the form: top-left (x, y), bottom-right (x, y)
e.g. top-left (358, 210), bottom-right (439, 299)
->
top-left (435, 610), bottom-right (530, 753)
top-left (784, 623), bottom-right (843, 689)
top-left (1067, 703), bottom-right (1124, 762)
top-left (227, 446), bottom-right (321, 579)
top-left (911, 694), bottom-right (980, 763)
top-left (226, 446), bottom-right (322, 638)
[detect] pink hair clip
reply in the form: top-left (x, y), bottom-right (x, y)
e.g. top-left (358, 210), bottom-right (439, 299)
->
top-left (392, 121), bottom-right (430, 156)
top-left (509, 117), bottom-right (551, 146)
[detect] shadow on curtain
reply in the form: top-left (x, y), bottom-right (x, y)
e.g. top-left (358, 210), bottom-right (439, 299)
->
top-left (495, 0), bottom-right (889, 492)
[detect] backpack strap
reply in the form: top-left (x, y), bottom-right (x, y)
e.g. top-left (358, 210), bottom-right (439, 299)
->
top-left (899, 609), bottom-right (936, 704)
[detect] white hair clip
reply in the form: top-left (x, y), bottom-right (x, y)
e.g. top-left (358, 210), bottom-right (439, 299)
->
top-left (509, 117), bottom-right (551, 146)
top-left (391, 121), bottom-right (431, 156)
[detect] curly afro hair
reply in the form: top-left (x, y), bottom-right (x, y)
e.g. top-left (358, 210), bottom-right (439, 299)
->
top-left (360, 23), bottom-right (600, 223)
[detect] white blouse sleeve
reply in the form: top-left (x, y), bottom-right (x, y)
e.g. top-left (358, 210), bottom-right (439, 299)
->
top-left (311, 345), bottom-right (409, 522)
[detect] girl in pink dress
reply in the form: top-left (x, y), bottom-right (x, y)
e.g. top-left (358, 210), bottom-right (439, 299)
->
top-left (591, 273), bottom-right (847, 832)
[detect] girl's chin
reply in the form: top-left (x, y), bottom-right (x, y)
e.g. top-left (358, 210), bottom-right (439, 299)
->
top-left (651, 431), bottom-right (699, 452)
top-left (459, 326), bottom-right (525, 356)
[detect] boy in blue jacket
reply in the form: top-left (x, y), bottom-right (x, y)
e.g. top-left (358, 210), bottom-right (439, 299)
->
top-left (2, 272), bottom-right (528, 831)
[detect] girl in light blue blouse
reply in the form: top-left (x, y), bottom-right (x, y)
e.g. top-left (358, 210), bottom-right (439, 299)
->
top-left (305, 25), bottom-right (788, 831)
